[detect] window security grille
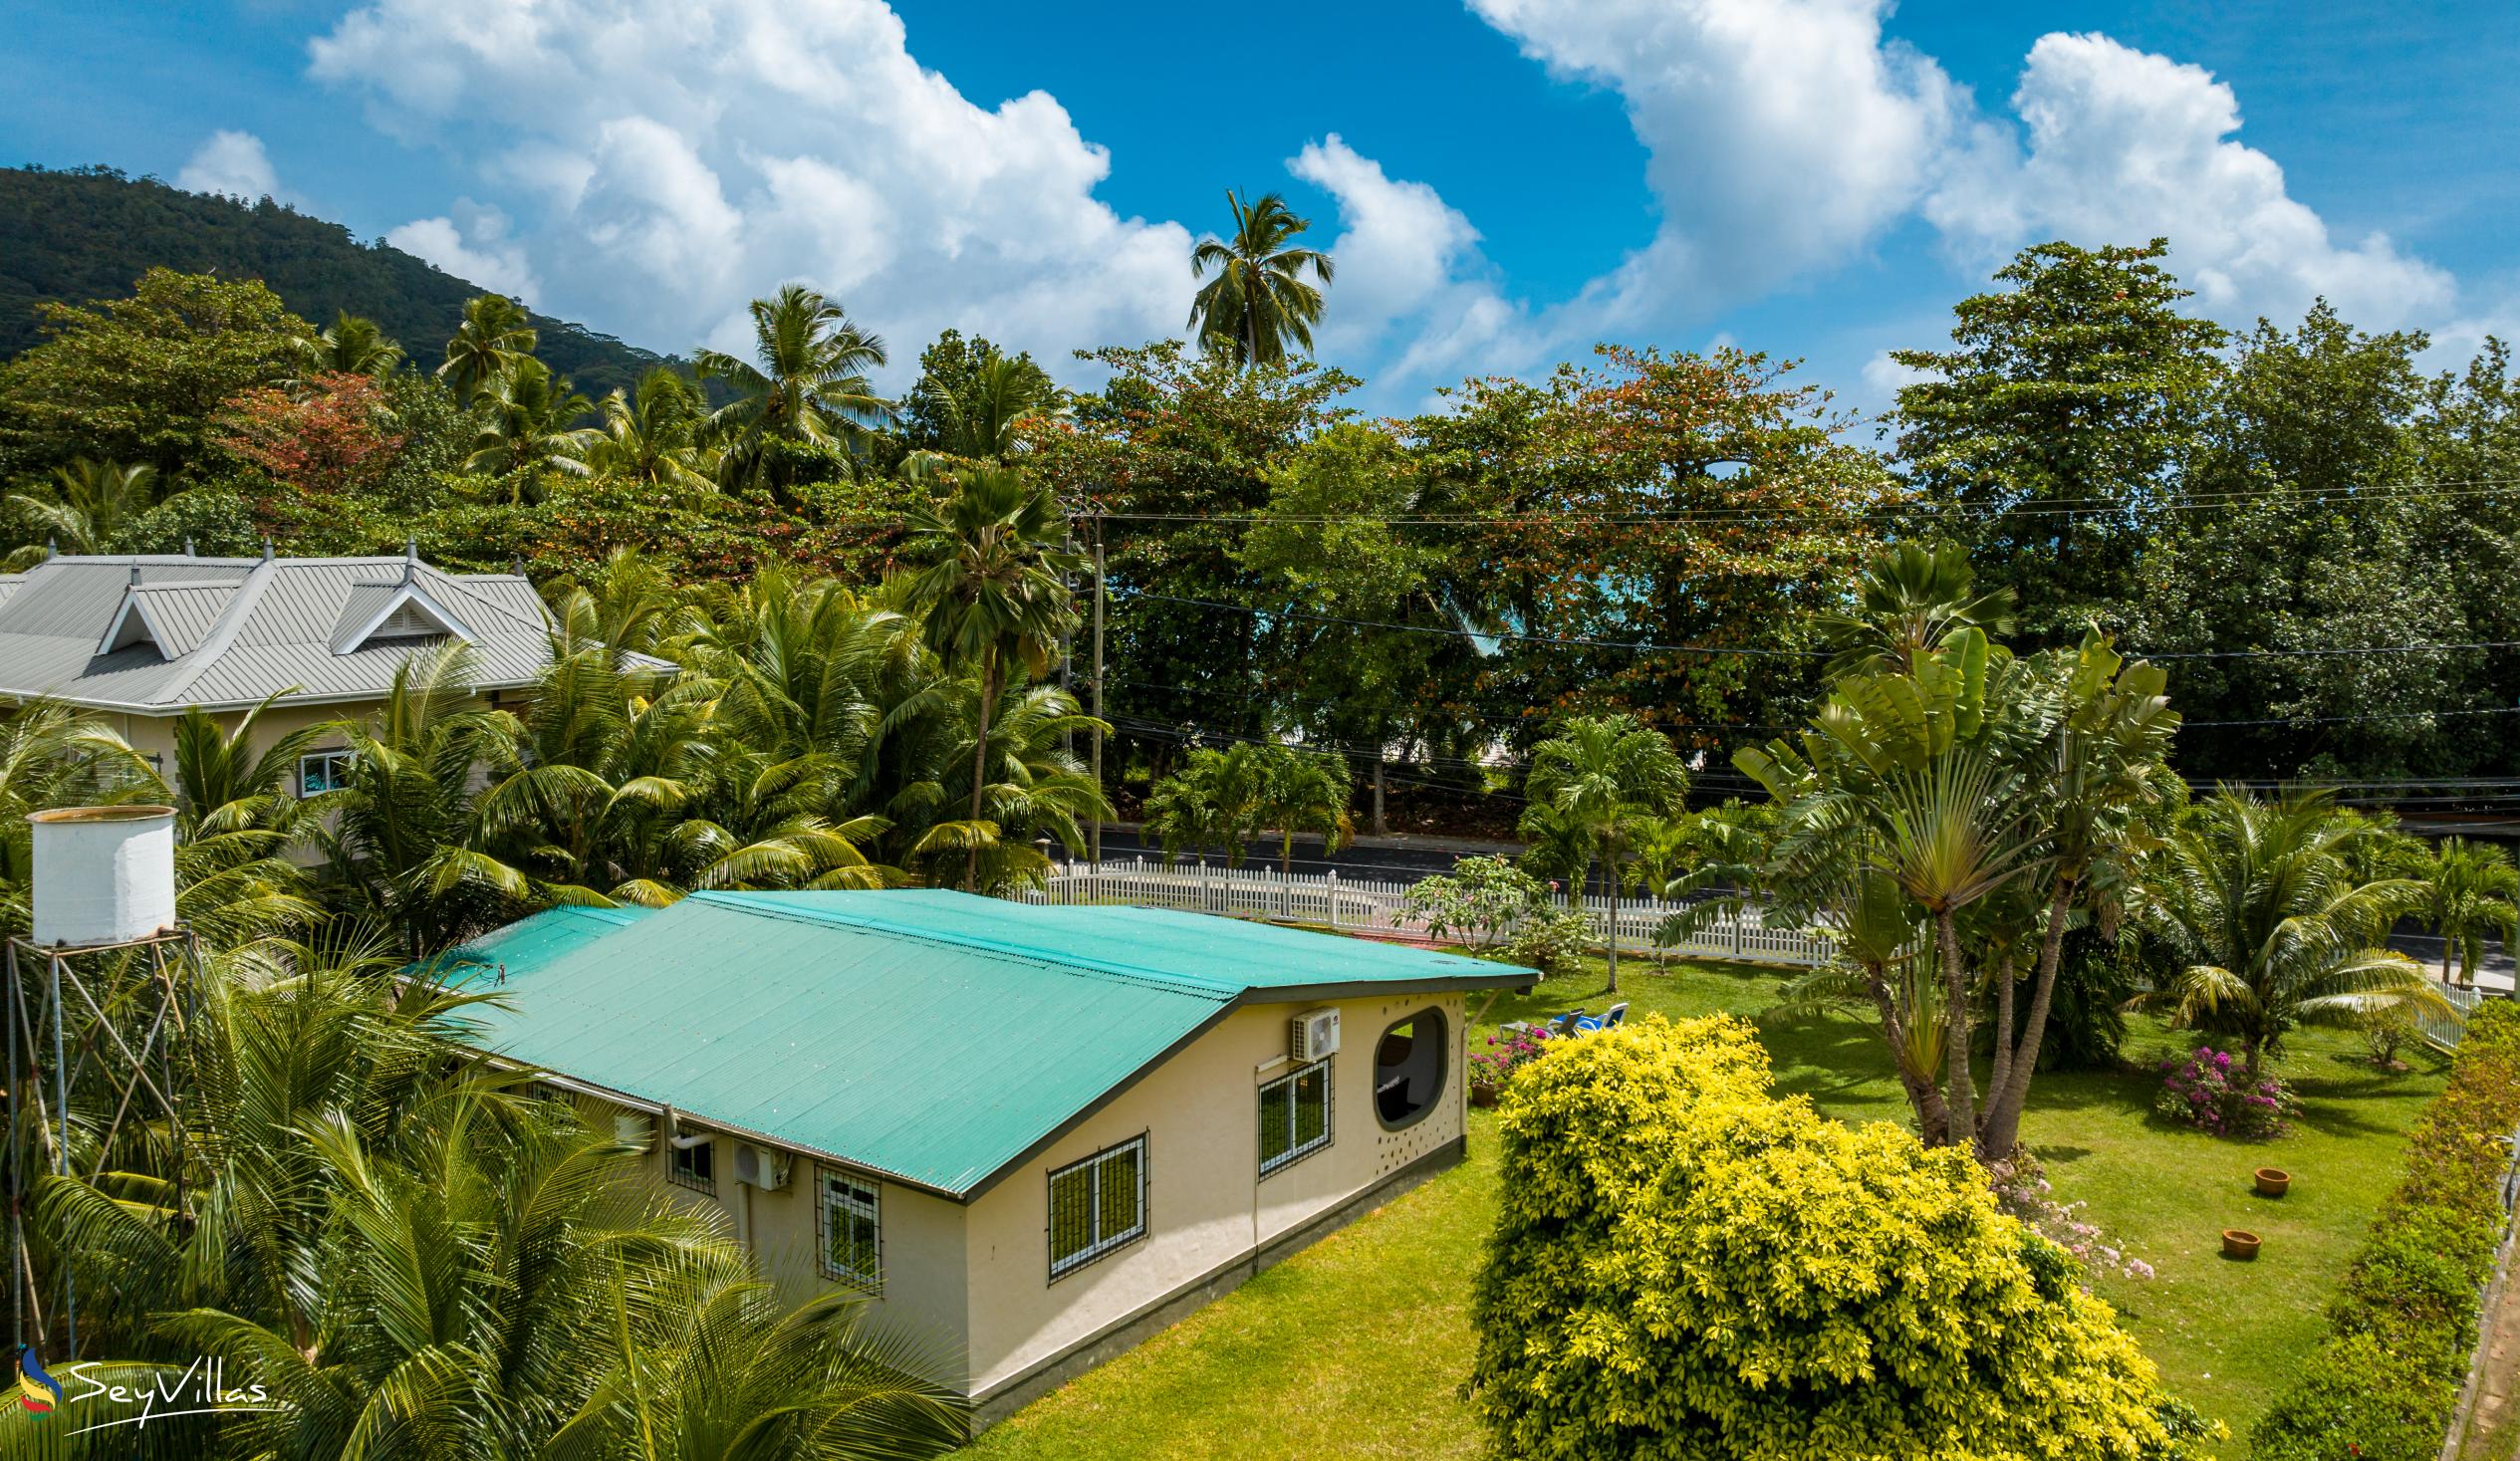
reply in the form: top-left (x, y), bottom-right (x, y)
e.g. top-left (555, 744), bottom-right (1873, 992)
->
top-left (819, 1169), bottom-right (881, 1289)
top-left (669, 1137), bottom-right (715, 1194)
top-left (1259, 1059), bottom-right (1333, 1176)
top-left (1048, 1135), bottom-right (1146, 1279)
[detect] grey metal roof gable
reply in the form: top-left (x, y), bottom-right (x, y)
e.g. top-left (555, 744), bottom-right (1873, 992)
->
top-left (0, 554), bottom-right (563, 712)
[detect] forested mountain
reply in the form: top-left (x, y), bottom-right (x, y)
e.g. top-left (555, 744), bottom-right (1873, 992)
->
top-left (0, 163), bottom-right (675, 398)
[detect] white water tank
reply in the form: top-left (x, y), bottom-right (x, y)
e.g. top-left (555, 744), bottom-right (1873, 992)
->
top-left (27, 806), bottom-right (178, 949)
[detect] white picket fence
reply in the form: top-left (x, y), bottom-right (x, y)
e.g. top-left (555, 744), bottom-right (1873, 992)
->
top-left (2421, 983), bottom-right (2492, 1052)
top-left (1024, 856), bottom-right (2504, 1045)
top-left (1021, 857), bottom-right (1835, 967)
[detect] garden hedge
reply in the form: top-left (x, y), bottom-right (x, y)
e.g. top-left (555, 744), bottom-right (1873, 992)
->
top-left (2251, 1001), bottom-right (2520, 1460)
top-left (1466, 1013), bottom-right (2213, 1461)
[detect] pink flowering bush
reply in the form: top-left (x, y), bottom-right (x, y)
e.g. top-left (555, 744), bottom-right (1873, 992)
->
top-left (2154, 1046), bottom-right (2300, 1138)
top-left (1471, 1023), bottom-right (1558, 1098)
top-left (1991, 1154), bottom-right (2156, 1282)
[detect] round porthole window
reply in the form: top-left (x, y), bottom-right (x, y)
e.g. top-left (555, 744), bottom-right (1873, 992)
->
top-left (1374, 1008), bottom-right (1447, 1129)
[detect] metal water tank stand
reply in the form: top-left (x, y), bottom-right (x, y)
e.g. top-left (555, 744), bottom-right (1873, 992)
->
top-left (4, 926), bottom-right (201, 1364)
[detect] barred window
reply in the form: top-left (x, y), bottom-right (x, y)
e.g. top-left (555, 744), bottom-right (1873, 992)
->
top-left (669, 1135), bottom-right (714, 1194)
top-left (819, 1169), bottom-right (881, 1289)
top-left (1048, 1135), bottom-right (1145, 1279)
top-left (1259, 1059), bottom-right (1333, 1176)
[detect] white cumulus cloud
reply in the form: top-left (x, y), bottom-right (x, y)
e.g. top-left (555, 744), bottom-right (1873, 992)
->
top-left (1286, 135), bottom-right (1545, 391)
top-left (308, 0), bottom-right (1193, 378)
top-left (1928, 33), bottom-right (2455, 331)
top-left (1466, 0), bottom-right (1967, 330)
top-left (176, 129), bottom-right (283, 202)
top-left (385, 200), bottom-right (543, 305)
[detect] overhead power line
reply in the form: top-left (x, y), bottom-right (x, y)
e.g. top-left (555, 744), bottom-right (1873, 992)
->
top-left (1091, 475), bottom-right (2520, 529)
top-left (1118, 588), bottom-right (2520, 663)
top-left (1119, 590), bottom-right (1829, 659)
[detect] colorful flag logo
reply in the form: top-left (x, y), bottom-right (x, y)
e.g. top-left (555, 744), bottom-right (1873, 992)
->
top-left (15, 1345), bottom-right (61, 1415)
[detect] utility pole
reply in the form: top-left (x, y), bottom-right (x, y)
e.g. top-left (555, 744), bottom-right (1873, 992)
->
top-left (1090, 512), bottom-right (1106, 865)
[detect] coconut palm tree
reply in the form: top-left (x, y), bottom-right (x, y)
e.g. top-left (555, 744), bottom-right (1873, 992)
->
top-left (584, 366), bottom-right (718, 493)
top-left (296, 310), bottom-right (404, 378)
top-left (1259, 748), bottom-right (1354, 875)
top-left (438, 293), bottom-right (538, 400)
top-left (163, 699), bottom-right (326, 944)
top-left (910, 679), bottom-right (1111, 892)
top-left (34, 937), bottom-right (489, 1360)
top-left (8, 459), bottom-right (163, 554)
top-left (2134, 788), bottom-right (2450, 1079)
top-left (467, 357), bottom-right (594, 500)
top-left (1144, 742), bottom-right (1274, 868)
top-left (2410, 836), bottom-right (2520, 987)
top-left (895, 466), bottom-right (1081, 889)
top-left (312, 643), bottom-right (554, 953)
top-left (482, 618), bottom-right (892, 903)
top-left (1519, 713), bottom-right (1688, 992)
top-left (549, 1278), bottom-right (966, 1460)
top-left (40, 942), bottom-right (965, 1458)
top-left (936, 350), bottom-right (1065, 459)
top-left (696, 285), bottom-right (891, 494)
top-left (1187, 189), bottom-right (1335, 367)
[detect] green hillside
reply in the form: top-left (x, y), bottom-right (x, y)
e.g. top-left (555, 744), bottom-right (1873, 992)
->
top-left (0, 163), bottom-right (678, 399)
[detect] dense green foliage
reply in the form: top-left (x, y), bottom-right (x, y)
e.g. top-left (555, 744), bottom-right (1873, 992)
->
top-left (1466, 1013), bottom-right (2214, 1460)
top-left (1, 940), bottom-right (965, 1459)
top-left (4, 179), bottom-right (2518, 836)
top-left (2132, 788), bottom-right (2449, 1077)
top-left (2250, 1000), bottom-right (2520, 1461)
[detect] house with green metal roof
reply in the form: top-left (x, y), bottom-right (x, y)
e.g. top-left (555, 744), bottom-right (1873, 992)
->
top-left (440, 887), bottom-right (1533, 1424)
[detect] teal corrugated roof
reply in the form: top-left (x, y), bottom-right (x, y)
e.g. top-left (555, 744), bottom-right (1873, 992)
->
top-left (442, 903), bottom-right (656, 976)
top-left (443, 890), bottom-right (1527, 1197)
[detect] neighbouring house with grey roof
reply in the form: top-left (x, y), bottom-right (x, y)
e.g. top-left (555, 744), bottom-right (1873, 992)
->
top-left (0, 546), bottom-right (559, 790)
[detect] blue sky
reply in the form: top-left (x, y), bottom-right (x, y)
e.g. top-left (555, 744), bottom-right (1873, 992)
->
top-left (4, 0), bottom-right (2515, 413)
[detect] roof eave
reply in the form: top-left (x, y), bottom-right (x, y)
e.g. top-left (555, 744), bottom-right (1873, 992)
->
top-left (468, 1050), bottom-right (974, 1202)
top-left (0, 674), bottom-right (546, 716)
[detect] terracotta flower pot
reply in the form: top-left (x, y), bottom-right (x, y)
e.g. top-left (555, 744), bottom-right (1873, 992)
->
top-left (2221, 1229), bottom-right (2261, 1261)
top-left (1470, 1086), bottom-right (1500, 1109)
top-left (2254, 1167), bottom-right (2291, 1198)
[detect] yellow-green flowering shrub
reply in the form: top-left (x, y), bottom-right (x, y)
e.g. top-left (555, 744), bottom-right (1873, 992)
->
top-left (1466, 1014), bottom-right (2213, 1461)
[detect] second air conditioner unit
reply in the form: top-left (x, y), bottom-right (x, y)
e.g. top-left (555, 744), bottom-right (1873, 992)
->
top-left (1291, 1007), bottom-right (1341, 1062)
top-left (732, 1142), bottom-right (792, 1191)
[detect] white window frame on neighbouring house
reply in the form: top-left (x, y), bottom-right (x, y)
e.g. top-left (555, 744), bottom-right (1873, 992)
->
top-left (299, 749), bottom-right (355, 796)
top-left (819, 1167), bottom-right (882, 1291)
top-left (1048, 1134), bottom-right (1146, 1280)
top-left (1258, 1058), bottom-right (1333, 1176)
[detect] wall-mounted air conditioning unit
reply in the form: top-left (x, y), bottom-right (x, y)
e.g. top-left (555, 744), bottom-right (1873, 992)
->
top-left (614, 1113), bottom-right (653, 1151)
top-left (732, 1142), bottom-right (792, 1191)
top-left (1291, 1007), bottom-right (1341, 1062)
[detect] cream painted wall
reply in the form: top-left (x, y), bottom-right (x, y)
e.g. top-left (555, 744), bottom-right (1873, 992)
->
top-left (114, 689), bottom-right (525, 785)
top-left (533, 986), bottom-right (1470, 1405)
top-left (568, 1097), bottom-right (979, 1388)
top-left (959, 990), bottom-right (1468, 1397)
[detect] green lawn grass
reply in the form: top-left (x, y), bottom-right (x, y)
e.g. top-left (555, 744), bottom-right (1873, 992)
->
top-left (967, 956), bottom-right (2450, 1459)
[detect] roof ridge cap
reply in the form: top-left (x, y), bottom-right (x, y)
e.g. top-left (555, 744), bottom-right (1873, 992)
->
top-left (152, 555), bottom-right (283, 704)
top-left (420, 565), bottom-right (553, 637)
top-left (690, 890), bottom-right (1242, 1000)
